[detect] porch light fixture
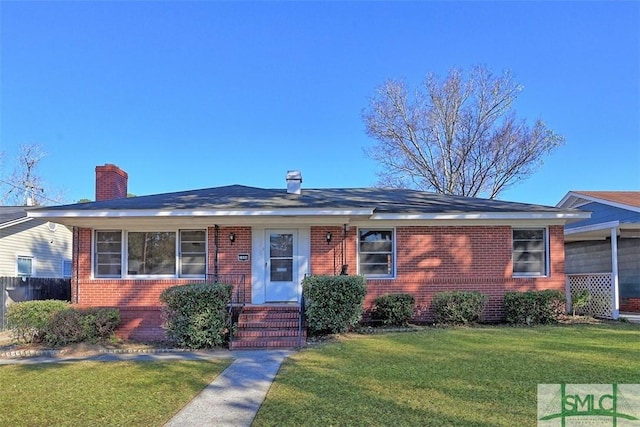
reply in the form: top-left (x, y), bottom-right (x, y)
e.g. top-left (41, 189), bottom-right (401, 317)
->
top-left (229, 232), bottom-right (236, 244)
top-left (326, 231), bottom-right (332, 244)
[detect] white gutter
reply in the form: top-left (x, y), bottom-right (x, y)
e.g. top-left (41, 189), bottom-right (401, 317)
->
top-left (370, 211), bottom-right (591, 221)
top-left (27, 208), bottom-right (376, 219)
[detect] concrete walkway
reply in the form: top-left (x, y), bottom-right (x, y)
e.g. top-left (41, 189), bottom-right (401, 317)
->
top-left (0, 348), bottom-right (294, 427)
top-left (165, 350), bottom-right (292, 427)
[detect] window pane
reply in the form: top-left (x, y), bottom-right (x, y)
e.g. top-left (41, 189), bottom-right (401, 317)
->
top-left (17, 257), bottom-right (32, 276)
top-left (97, 242), bottom-right (122, 252)
top-left (360, 241), bottom-right (393, 252)
top-left (361, 263), bottom-right (391, 275)
top-left (97, 263), bottom-right (121, 276)
top-left (63, 260), bottom-right (72, 278)
top-left (181, 241), bottom-right (205, 252)
top-left (128, 232), bottom-right (176, 275)
top-left (181, 230), bottom-right (205, 241)
top-left (270, 234), bottom-right (293, 258)
top-left (513, 229), bottom-right (544, 240)
top-left (271, 259), bottom-right (293, 282)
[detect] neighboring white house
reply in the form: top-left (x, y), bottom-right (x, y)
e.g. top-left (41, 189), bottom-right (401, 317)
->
top-left (0, 207), bottom-right (73, 278)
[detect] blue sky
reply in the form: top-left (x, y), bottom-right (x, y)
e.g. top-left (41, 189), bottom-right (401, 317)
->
top-left (1, 1), bottom-right (638, 207)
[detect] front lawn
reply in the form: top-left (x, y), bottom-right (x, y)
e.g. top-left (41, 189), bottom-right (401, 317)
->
top-left (254, 323), bottom-right (640, 426)
top-left (0, 359), bottom-right (231, 427)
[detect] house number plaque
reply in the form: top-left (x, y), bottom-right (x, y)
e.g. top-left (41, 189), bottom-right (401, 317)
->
top-left (238, 253), bottom-right (250, 261)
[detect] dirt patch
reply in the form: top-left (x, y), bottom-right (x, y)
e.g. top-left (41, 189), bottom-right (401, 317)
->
top-left (558, 315), bottom-right (605, 325)
top-left (0, 332), bottom-right (173, 357)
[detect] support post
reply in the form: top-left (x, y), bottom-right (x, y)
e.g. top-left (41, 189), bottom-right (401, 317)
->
top-left (611, 227), bottom-right (620, 320)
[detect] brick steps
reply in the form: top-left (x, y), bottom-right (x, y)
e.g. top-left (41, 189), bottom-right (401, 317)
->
top-left (230, 305), bottom-right (306, 350)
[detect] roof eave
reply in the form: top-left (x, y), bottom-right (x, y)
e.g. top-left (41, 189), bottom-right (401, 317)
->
top-left (370, 212), bottom-right (591, 222)
top-left (27, 208), bottom-right (376, 218)
top-left (557, 191), bottom-right (640, 212)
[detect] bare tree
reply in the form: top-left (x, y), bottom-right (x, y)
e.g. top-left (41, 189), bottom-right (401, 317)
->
top-left (0, 144), bottom-right (61, 206)
top-left (362, 65), bottom-right (564, 199)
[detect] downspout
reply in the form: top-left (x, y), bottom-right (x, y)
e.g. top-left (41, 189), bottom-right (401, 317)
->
top-left (340, 224), bottom-right (348, 275)
top-left (73, 227), bottom-right (80, 304)
top-left (213, 225), bottom-right (219, 282)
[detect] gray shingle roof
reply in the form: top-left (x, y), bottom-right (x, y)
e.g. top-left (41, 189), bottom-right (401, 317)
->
top-left (0, 207), bottom-right (28, 224)
top-left (32, 185), bottom-right (568, 214)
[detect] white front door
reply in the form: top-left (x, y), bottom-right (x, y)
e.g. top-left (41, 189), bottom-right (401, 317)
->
top-left (265, 229), bottom-right (299, 302)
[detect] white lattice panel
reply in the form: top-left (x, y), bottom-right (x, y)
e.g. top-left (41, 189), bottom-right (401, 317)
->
top-left (567, 273), bottom-right (614, 319)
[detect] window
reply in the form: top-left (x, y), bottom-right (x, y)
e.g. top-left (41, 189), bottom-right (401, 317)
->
top-left (17, 256), bottom-right (33, 277)
top-left (128, 232), bottom-right (176, 275)
top-left (94, 229), bottom-right (206, 278)
top-left (95, 231), bottom-right (122, 277)
top-left (63, 260), bottom-right (72, 278)
top-left (513, 228), bottom-right (548, 276)
top-left (179, 230), bottom-right (206, 276)
top-left (358, 228), bottom-right (394, 278)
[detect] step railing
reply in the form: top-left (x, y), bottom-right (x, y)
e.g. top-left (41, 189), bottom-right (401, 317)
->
top-left (205, 274), bottom-right (246, 347)
top-left (298, 291), bottom-right (306, 348)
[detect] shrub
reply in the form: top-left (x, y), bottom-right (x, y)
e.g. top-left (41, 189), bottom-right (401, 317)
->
top-left (6, 300), bottom-right (70, 343)
top-left (571, 289), bottom-right (590, 316)
top-left (372, 293), bottom-right (415, 326)
top-left (45, 307), bottom-right (120, 346)
top-left (503, 290), bottom-right (565, 325)
top-left (160, 282), bottom-right (233, 349)
top-left (432, 291), bottom-right (488, 325)
top-left (302, 275), bottom-right (367, 335)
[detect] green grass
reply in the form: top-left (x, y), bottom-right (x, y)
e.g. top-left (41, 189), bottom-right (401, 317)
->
top-left (0, 359), bottom-right (232, 427)
top-left (254, 323), bottom-right (640, 427)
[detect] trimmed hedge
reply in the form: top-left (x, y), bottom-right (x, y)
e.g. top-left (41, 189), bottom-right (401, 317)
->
top-left (372, 293), bottom-right (415, 326)
top-left (6, 300), bottom-right (70, 343)
top-left (160, 282), bottom-right (233, 349)
top-left (503, 290), bottom-right (565, 325)
top-left (6, 301), bottom-right (120, 346)
top-left (45, 307), bottom-right (120, 346)
top-left (302, 275), bottom-right (367, 335)
top-left (432, 291), bottom-right (488, 325)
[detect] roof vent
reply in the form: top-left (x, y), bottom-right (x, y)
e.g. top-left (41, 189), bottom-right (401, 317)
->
top-left (286, 170), bottom-right (302, 195)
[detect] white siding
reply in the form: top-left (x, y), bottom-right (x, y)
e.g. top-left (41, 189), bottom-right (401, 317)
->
top-left (0, 219), bottom-right (72, 277)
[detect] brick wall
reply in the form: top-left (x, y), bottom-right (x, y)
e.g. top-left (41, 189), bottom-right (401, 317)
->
top-left (620, 297), bottom-right (640, 313)
top-left (74, 224), bottom-right (566, 340)
top-left (310, 226), bottom-right (357, 276)
top-left (312, 224), bottom-right (566, 323)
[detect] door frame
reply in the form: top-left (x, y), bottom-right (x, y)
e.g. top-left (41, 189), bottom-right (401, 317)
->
top-left (251, 226), bottom-right (310, 304)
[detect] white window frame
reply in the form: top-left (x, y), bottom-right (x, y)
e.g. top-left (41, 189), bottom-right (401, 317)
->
top-left (93, 229), bottom-right (207, 279)
top-left (94, 230), bottom-right (123, 278)
top-left (125, 231), bottom-right (177, 278)
top-left (17, 255), bottom-right (34, 277)
top-left (179, 229), bottom-right (207, 278)
top-left (512, 227), bottom-right (550, 277)
top-left (357, 227), bottom-right (396, 279)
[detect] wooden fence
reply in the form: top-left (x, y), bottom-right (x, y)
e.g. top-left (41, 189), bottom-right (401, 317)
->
top-left (0, 277), bottom-right (71, 331)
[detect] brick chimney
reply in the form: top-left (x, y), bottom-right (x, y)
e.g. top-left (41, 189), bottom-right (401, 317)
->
top-left (95, 164), bottom-right (128, 201)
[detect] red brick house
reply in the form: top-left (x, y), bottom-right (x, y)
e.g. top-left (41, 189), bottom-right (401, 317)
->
top-left (28, 164), bottom-right (589, 346)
